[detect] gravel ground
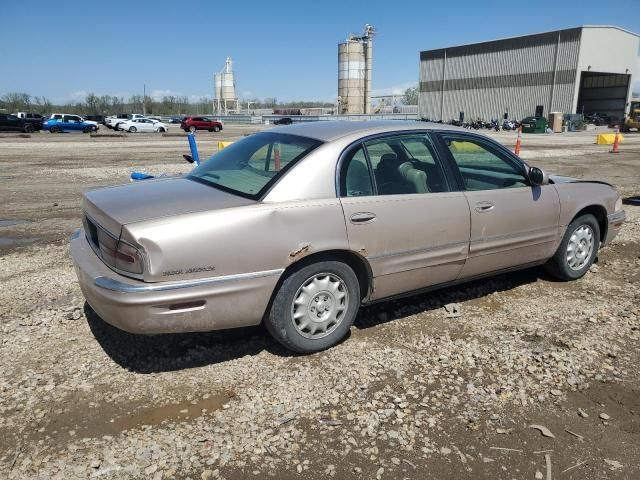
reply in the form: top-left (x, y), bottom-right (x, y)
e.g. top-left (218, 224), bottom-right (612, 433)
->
top-left (0, 126), bottom-right (639, 479)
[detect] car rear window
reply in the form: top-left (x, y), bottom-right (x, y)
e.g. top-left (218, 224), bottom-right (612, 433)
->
top-left (188, 132), bottom-right (322, 199)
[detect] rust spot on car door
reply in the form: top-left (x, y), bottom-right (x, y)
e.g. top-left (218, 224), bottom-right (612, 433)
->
top-left (289, 243), bottom-right (311, 260)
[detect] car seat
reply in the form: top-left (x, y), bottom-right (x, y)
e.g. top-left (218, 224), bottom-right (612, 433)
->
top-left (398, 162), bottom-right (429, 193)
top-left (375, 153), bottom-right (408, 194)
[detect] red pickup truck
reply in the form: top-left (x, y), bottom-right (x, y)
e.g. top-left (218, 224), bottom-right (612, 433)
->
top-left (181, 116), bottom-right (223, 133)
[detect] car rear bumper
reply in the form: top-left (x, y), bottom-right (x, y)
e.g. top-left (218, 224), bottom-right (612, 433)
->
top-left (603, 210), bottom-right (625, 245)
top-left (70, 229), bottom-right (282, 335)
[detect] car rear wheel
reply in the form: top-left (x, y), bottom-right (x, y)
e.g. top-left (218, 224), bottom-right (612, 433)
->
top-left (265, 261), bottom-right (360, 353)
top-left (23, 124), bottom-right (34, 133)
top-left (129, 126), bottom-right (137, 133)
top-left (189, 126), bottom-right (196, 133)
top-left (545, 214), bottom-right (600, 281)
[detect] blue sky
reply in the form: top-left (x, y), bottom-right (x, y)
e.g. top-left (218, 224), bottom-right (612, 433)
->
top-left (1, 0), bottom-right (638, 103)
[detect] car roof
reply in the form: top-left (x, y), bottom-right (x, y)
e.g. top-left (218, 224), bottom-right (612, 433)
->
top-left (268, 120), bottom-right (463, 142)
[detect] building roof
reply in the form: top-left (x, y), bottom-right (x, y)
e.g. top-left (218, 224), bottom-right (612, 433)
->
top-left (268, 120), bottom-right (460, 141)
top-left (420, 25), bottom-right (639, 54)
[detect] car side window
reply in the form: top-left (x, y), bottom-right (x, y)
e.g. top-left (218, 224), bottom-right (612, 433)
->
top-left (341, 146), bottom-right (373, 197)
top-left (441, 136), bottom-right (528, 191)
top-left (364, 134), bottom-right (448, 195)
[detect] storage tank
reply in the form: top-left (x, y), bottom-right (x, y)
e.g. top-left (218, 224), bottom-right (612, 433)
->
top-left (213, 56), bottom-right (238, 114)
top-left (214, 73), bottom-right (222, 104)
top-left (337, 25), bottom-right (374, 114)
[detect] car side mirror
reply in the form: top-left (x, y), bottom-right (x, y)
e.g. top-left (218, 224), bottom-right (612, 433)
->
top-left (183, 154), bottom-right (194, 164)
top-left (528, 166), bottom-right (548, 186)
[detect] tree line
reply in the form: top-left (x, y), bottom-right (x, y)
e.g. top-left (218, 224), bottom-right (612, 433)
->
top-left (0, 92), bottom-right (334, 116)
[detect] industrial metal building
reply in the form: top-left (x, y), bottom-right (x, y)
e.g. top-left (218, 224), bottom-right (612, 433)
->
top-left (418, 26), bottom-right (639, 123)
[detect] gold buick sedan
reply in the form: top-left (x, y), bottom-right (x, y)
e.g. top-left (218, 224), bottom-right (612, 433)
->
top-left (70, 121), bottom-right (625, 353)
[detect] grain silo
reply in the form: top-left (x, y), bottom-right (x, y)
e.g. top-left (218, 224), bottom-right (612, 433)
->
top-left (338, 24), bottom-right (375, 114)
top-left (214, 57), bottom-right (239, 114)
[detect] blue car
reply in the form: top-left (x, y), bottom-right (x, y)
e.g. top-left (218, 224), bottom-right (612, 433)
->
top-left (44, 114), bottom-right (99, 133)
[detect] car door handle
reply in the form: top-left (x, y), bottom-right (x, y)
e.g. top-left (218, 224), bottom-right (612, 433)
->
top-left (350, 212), bottom-right (376, 224)
top-left (475, 201), bottom-right (494, 213)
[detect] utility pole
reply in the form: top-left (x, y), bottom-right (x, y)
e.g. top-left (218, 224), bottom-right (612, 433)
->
top-left (143, 84), bottom-right (146, 116)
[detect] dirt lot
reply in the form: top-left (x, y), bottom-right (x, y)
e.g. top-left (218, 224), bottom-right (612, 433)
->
top-left (0, 125), bottom-right (639, 479)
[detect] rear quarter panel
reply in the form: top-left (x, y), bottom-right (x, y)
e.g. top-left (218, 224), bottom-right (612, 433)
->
top-left (124, 199), bottom-right (350, 283)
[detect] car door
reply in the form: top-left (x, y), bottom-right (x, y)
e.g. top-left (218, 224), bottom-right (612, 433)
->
top-left (138, 119), bottom-right (151, 132)
top-left (62, 115), bottom-right (78, 131)
top-left (1, 114), bottom-right (19, 131)
top-left (339, 132), bottom-right (471, 300)
top-left (437, 132), bottom-right (560, 279)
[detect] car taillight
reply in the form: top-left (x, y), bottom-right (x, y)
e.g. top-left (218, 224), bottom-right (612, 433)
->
top-left (84, 215), bottom-right (144, 276)
top-left (115, 241), bottom-right (144, 274)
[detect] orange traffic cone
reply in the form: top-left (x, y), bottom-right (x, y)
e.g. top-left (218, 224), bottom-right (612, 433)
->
top-left (514, 126), bottom-right (522, 156)
top-left (611, 129), bottom-right (620, 153)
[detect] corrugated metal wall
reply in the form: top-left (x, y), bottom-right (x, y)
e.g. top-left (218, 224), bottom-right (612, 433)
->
top-left (418, 28), bottom-right (581, 121)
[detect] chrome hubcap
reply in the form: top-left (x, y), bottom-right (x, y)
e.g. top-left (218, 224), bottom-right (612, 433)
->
top-left (291, 273), bottom-right (348, 339)
top-left (566, 225), bottom-right (594, 270)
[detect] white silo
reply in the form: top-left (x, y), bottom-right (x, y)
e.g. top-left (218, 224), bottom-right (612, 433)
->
top-left (214, 56), bottom-right (239, 114)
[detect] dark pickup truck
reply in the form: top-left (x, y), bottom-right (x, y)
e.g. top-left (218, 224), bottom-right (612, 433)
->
top-left (0, 113), bottom-right (38, 133)
top-left (14, 112), bottom-right (44, 131)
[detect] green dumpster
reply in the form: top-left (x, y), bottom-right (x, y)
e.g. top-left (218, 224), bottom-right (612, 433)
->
top-left (521, 116), bottom-right (548, 133)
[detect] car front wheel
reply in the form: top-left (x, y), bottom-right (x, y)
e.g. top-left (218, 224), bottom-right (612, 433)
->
top-left (129, 126), bottom-right (137, 133)
top-left (545, 214), bottom-right (600, 280)
top-left (265, 261), bottom-right (360, 353)
top-left (213, 126), bottom-right (220, 132)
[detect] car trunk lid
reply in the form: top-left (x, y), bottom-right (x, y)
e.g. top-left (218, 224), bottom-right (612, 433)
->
top-left (82, 176), bottom-right (255, 238)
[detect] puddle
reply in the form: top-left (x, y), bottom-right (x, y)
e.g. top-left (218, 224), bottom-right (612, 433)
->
top-left (0, 219), bottom-right (31, 227)
top-left (0, 236), bottom-right (39, 247)
top-left (40, 392), bottom-right (233, 440)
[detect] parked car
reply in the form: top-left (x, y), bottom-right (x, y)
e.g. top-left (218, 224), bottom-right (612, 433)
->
top-left (117, 118), bottom-right (168, 133)
top-left (0, 113), bottom-right (36, 133)
top-left (43, 114), bottom-right (99, 133)
top-left (170, 116), bottom-right (185, 124)
top-left (84, 115), bottom-right (106, 124)
top-left (70, 121), bottom-right (625, 353)
top-left (274, 117), bottom-right (293, 125)
top-left (12, 112), bottom-right (44, 131)
top-left (181, 116), bottom-right (223, 132)
top-left (105, 114), bottom-right (145, 130)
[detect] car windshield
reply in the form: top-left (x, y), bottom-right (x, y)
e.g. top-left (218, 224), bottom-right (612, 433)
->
top-left (188, 132), bottom-right (322, 199)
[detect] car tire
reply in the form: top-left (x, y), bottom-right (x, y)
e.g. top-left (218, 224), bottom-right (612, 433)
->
top-left (23, 124), bottom-right (34, 133)
top-left (208, 129), bottom-right (213, 132)
top-left (129, 126), bottom-right (137, 133)
top-left (265, 261), bottom-right (360, 354)
top-left (49, 126), bottom-right (60, 133)
top-left (213, 126), bottom-right (220, 132)
top-left (157, 127), bottom-right (165, 133)
top-left (83, 126), bottom-right (93, 133)
top-left (545, 214), bottom-right (600, 281)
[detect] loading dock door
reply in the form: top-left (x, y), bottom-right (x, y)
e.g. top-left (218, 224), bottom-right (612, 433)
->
top-left (577, 72), bottom-right (630, 122)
